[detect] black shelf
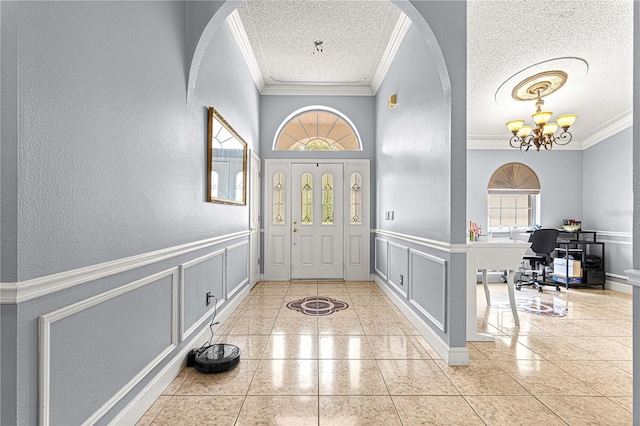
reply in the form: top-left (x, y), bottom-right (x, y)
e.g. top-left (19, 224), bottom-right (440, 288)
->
top-left (552, 236), bottom-right (605, 290)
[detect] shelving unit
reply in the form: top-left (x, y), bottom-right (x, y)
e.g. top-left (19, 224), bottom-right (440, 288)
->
top-left (553, 230), bottom-right (605, 289)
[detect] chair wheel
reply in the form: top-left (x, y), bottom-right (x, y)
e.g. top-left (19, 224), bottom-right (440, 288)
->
top-left (556, 286), bottom-right (561, 292)
top-left (538, 289), bottom-right (543, 293)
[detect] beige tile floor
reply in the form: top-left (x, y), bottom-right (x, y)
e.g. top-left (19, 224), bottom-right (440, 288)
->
top-left (138, 281), bottom-right (633, 425)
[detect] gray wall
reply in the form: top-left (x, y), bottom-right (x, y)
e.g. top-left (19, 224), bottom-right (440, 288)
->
top-left (8, 1), bottom-right (257, 283)
top-left (1, 2), bottom-right (258, 424)
top-left (582, 127), bottom-right (633, 232)
top-left (375, 24), bottom-right (451, 241)
top-left (467, 149), bottom-right (583, 231)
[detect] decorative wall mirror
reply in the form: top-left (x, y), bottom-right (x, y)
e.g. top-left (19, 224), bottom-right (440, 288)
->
top-left (207, 107), bottom-right (248, 205)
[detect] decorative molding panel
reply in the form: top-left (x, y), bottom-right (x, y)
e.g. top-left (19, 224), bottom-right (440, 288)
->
top-left (374, 237), bottom-right (388, 280)
top-left (226, 241), bottom-right (250, 299)
top-left (109, 285), bottom-right (250, 426)
top-left (180, 249), bottom-right (226, 341)
top-left (387, 241), bottom-right (409, 298)
top-left (374, 275), bottom-right (468, 366)
top-left (409, 250), bottom-right (447, 333)
top-left (1, 231), bottom-right (249, 304)
top-left (38, 268), bottom-right (179, 426)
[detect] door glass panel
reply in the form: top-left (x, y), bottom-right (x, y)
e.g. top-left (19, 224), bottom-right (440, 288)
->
top-left (349, 172), bottom-right (362, 224)
top-left (301, 172), bottom-right (313, 224)
top-left (322, 173), bottom-right (334, 224)
top-left (273, 172), bottom-right (285, 224)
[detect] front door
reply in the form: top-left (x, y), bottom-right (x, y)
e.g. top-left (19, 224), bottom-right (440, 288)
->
top-left (291, 163), bottom-right (344, 279)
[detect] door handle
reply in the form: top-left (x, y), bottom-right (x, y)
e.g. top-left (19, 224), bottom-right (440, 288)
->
top-left (292, 228), bottom-right (298, 233)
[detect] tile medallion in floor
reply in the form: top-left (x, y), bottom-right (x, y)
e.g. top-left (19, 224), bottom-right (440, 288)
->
top-left (138, 281), bottom-right (634, 425)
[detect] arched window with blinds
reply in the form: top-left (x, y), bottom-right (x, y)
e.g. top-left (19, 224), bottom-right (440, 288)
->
top-left (487, 162), bottom-right (541, 229)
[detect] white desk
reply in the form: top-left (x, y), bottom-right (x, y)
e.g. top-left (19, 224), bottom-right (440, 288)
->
top-left (466, 240), bottom-right (531, 341)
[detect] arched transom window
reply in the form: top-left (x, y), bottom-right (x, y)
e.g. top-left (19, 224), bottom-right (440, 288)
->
top-left (273, 106), bottom-right (362, 151)
top-left (487, 162), bottom-right (541, 229)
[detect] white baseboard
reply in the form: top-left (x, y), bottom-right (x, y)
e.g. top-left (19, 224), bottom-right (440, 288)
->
top-left (110, 285), bottom-right (250, 426)
top-left (373, 275), bottom-right (469, 366)
top-left (605, 277), bottom-right (633, 295)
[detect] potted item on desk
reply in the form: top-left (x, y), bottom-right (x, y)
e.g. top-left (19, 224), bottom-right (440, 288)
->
top-left (469, 221), bottom-right (481, 241)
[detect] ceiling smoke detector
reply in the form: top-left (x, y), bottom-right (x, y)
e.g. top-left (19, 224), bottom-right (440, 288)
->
top-left (313, 40), bottom-right (323, 54)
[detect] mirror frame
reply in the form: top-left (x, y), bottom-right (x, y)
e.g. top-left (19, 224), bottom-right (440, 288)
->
top-left (207, 107), bottom-right (248, 205)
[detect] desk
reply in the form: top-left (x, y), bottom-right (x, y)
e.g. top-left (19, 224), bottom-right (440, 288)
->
top-left (466, 240), bottom-right (531, 341)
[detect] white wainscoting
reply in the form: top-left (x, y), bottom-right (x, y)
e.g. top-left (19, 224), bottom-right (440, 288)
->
top-left (387, 242), bottom-right (409, 298)
top-left (373, 230), bottom-right (467, 365)
top-left (38, 268), bottom-right (179, 426)
top-left (109, 285), bottom-right (250, 426)
top-left (180, 249), bottom-right (226, 341)
top-left (374, 237), bottom-right (388, 281)
top-left (227, 241), bottom-right (250, 299)
top-left (409, 249), bottom-right (447, 333)
top-left (1, 231), bottom-right (250, 304)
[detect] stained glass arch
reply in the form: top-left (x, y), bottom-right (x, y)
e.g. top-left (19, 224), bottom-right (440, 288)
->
top-left (273, 106), bottom-right (362, 151)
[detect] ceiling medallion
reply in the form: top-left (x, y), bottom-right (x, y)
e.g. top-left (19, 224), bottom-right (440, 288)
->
top-left (505, 70), bottom-right (577, 152)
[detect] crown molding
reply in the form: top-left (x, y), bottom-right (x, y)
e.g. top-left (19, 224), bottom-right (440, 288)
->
top-left (580, 109), bottom-right (633, 150)
top-left (466, 137), bottom-right (584, 150)
top-left (226, 10), bottom-right (265, 93)
top-left (261, 85), bottom-right (374, 96)
top-left (370, 12), bottom-right (412, 95)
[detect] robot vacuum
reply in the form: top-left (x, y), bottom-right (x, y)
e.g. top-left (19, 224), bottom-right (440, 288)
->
top-left (193, 344), bottom-right (241, 374)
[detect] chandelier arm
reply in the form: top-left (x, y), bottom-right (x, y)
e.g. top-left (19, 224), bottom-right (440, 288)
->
top-left (520, 136), bottom-right (531, 152)
top-left (555, 131), bottom-right (573, 145)
top-left (509, 135), bottom-right (521, 148)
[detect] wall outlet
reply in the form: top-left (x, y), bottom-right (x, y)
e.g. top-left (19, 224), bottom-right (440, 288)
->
top-left (206, 291), bottom-right (213, 306)
top-left (390, 211), bottom-right (395, 220)
top-left (400, 274), bottom-right (404, 285)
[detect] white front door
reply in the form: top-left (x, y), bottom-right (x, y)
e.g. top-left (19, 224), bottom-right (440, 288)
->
top-left (249, 151), bottom-right (261, 288)
top-left (291, 163), bottom-right (344, 279)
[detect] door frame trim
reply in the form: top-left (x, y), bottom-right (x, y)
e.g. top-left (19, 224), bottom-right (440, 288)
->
top-left (263, 159), bottom-right (370, 281)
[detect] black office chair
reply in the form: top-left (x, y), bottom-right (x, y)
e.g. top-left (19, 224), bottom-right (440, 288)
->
top-left (516, 229), bottom-right (560, 292)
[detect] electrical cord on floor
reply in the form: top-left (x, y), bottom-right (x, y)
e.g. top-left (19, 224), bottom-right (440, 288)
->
top-left (196, 294), bottom-right (219, 355)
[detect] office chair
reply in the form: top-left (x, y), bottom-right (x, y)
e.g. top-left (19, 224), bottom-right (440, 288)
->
top-left (516, 229), bottom-right (560, 292)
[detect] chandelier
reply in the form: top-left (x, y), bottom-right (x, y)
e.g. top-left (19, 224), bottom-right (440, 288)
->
top-left (505, 71), bottom-right (577, 152)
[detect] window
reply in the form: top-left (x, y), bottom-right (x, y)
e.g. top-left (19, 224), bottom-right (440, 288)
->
top-left (321, 173), bottom-right (334, 225)
top-left (273, 106), bottom-right (362, 151)
top-left (273, 172), bottom-right (285, 225)
top-left (301, 173), bottom-right (313, 224)
top-left (487, 162), bottom-right (540, 229)
top-left (350, 172), bottom-right (362, 225)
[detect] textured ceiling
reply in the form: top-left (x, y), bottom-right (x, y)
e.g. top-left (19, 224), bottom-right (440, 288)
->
top-left (467, 0), bottom-right (634, 147)
top-left (236, 0), bottom-right (401, 87)
top-left (231, 0), bottom-right (634, 148)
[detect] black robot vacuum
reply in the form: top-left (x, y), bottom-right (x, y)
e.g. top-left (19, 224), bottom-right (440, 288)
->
top-left (192, 344), bottom-right (241, 374)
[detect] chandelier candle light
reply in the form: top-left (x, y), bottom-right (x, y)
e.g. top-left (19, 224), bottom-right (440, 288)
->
top-left (505, 71), bottom-right (577, 152)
